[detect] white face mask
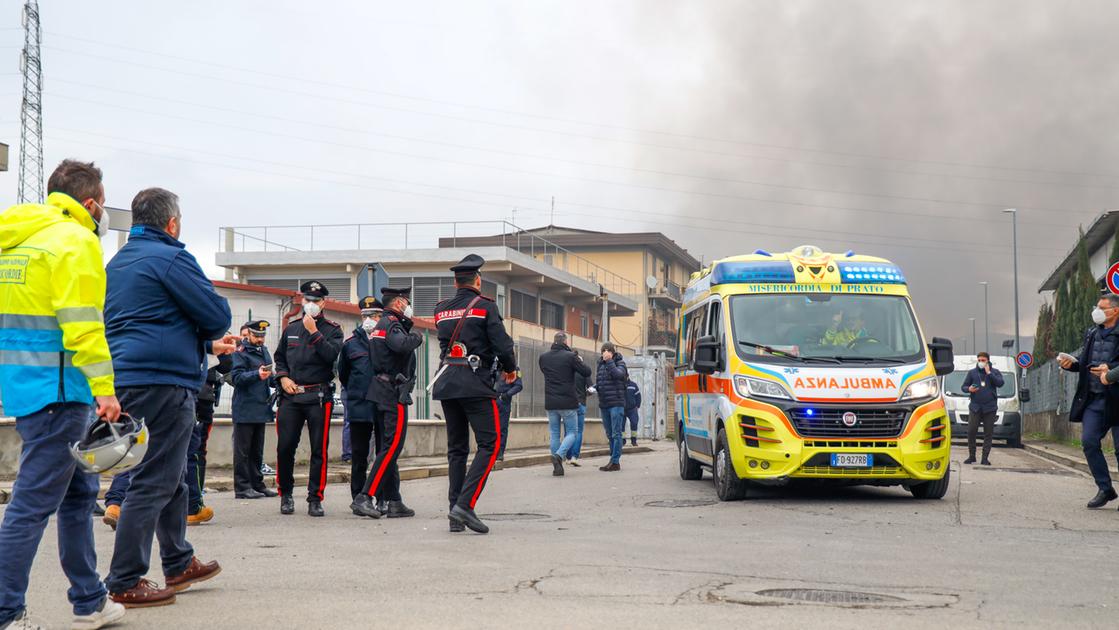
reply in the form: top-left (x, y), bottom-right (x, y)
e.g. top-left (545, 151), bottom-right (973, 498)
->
top-left (1092, 307), bottom-right (1108, 325)
top-left (303, 301), bottom-right (322, 318)
top-left (91, 202), bottom-right (110, 238)
top-left (361, 318), bottom-right (376, 332)
top-left (402, 304), bottom-right (414, 320)
top-left (977, 360), bottom-right (988, 369)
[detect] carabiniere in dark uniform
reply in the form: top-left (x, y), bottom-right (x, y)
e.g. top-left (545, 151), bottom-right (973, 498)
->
top-left (338, 296), bottom-right (384, 504)
top-left (273, 281), bottom-right (344, 517)
top-left (351, 286), bottom-right (424, 520)
top-left (432, 254), bottom-right (517, 534)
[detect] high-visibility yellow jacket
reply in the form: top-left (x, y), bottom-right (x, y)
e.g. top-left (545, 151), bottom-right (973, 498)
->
top-left (0, 192), bottom-right (115, 417)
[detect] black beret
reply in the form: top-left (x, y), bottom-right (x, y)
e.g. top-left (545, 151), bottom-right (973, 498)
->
top-left (380, 286), bottom-right (412, 301)
top-left (300, 280), bottom-right (329, 298)
top-left (450, 254), bottom-right (485, 274)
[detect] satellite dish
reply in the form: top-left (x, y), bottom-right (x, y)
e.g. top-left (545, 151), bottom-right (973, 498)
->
top-left (645, 275), bottom-right (658, 290)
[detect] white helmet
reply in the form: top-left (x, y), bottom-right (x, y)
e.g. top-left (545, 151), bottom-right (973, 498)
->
top-left (70, 414), bottom-right (148, 475)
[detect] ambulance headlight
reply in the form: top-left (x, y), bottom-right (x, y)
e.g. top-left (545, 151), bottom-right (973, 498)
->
top-left (900, 377), bottom-right (940, 402)
top-left (735, 376), bottom-right (792, 400)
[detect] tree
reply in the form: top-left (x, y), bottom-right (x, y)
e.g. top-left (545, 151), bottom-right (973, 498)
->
top-left (1054, 276), bottom-right (1072, 353)
top-left (1033, 302), bottom-right (1054, 365)
top-left (1109, 219), bottom-right (1119, 272)
top-left (1071, 226), bottom-right (1097, 347)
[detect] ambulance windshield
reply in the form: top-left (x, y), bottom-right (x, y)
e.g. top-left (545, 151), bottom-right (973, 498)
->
top-left (730, 294), bottom-right (924, 364)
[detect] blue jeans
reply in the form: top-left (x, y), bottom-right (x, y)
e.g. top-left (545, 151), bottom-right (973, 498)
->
top-left (105, 386), bottom-right (196, 593)
top-left (186, 421), bottom-right (207, 513)
top-left (569, 404), bottom-right (586, 459)
top-left (0, 403), bottom-right (105, 623)
top-left (547, 409), bottom-right (579, 459)
top-left (1082, 397), bottom-right (1119, 492)
top-left (341, 402), bottom-right (352, 460)
top-left (104, 471), bottom-right (131, 507)
top-left (601, 406), bottom-right (625, 464)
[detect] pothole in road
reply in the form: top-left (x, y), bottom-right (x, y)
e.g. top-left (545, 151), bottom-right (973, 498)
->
top-left (480, 513), bottom-right (551, 521)
top-left (756, 588), bottom-right (905, 605)
top-left (644, 499), bottom-right (718, 508)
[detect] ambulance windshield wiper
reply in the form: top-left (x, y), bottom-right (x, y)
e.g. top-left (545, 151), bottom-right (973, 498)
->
top-left (829, 355), bottom-right (907, 364)
top-left (736, 340), bottom-right (843, 363)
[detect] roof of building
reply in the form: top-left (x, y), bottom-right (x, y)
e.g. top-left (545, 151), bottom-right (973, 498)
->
top-left (1038, 210), bottom-right (1119, 292)
top-left (436, 224), bottom-right (701, 270)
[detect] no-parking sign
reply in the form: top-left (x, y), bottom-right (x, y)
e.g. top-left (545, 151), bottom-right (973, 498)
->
top-left (1107, 262), bottom-right (1119, 295)
top-left (1016, 351), bottom-right (1033, 370)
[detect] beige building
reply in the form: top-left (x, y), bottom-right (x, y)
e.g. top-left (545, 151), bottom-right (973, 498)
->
top-left (443, 226), bottom-right (701, 357)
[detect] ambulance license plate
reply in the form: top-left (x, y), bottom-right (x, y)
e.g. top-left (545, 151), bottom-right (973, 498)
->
top-left (831, 453), bottom-right (872, 467)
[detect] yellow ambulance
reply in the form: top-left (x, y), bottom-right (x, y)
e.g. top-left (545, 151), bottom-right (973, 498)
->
top-left (675, 245), bottom-right (954, 500)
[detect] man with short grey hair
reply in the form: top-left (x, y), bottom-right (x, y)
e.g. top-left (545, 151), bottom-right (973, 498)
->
top-left (1059, 292), bottom-right (1119, 510)
top-left (103, 187), bottom-right (235, 607)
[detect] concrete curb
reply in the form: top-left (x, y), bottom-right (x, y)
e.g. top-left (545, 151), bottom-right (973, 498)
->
top-left (0, 446), bottom-right (655, 504)
top-left (1022, 441), bottom-right (1094, 477)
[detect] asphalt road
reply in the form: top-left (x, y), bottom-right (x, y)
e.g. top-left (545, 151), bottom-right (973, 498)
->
top-left (7, 443), bottom-right (1119, 629)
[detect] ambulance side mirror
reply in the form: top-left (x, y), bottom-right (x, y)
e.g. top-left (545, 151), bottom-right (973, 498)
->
top-left (928, 337), bottom-right (955, 376)
top-left (693, 335), bottom-right (721, 374)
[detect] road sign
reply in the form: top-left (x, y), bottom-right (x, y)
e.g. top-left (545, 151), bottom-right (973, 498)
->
top-left (1108, 262), bottom-right (1119, 294)
top-left (1016, 351), bottom-right (1033, 369)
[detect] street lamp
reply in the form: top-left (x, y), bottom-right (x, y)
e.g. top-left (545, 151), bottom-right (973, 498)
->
top-left (980, 281), bottom-right (990, 352)
top-left (969, 317), bottom-right (977, 356)
top-left (1004, 209), bottom-right (1020, 356)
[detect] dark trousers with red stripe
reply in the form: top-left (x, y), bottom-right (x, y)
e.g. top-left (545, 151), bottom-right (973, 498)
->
top-left (276, 400), bottom-right (332, 502)
top-left (361, 403), bottom-right (408, 502)
top-left (348, 421), bottom-right (382, 500)
top-left (442, 397), bottom-right (501, 511)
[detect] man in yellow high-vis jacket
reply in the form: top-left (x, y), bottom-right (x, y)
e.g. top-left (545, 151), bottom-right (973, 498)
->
top-left (0, 160), bottom-right (126, 630)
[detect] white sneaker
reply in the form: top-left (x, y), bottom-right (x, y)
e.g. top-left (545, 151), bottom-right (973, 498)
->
top-left (71, 597), bottom-right (125, 630)
top-left (7, 609), bottom-right (44, 630)
top-left (568, 458), bottom-right (581, 467)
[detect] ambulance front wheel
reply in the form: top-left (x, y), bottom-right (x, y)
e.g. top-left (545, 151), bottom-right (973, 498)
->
top-left (909, 468), bottom-right (951, 500)
top-left (678, 424), bottom-right (703, 481)
top-left (713, 427), bottom-right (750, 501)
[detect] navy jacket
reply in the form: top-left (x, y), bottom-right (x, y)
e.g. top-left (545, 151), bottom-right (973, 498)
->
top-left (495, 376), bottom-right (523, 414)
top-left (538, 343), bottom-right (592, 410)
top-left (367, 311), bottom-right (423, 407)
top-left (624, 380), bottom-right (642, 411)
top-left (1064, 325), bottom-right (1119, 425)
top-left (230, 343), bottom-right (274, 423)
top-left (105, 226), bottom-right (232, 391)
top-left (338, 327), bottom-right (376, 422)
top-left (595, 354), bottom-right (628, 409)
top-left (961, 366), bottom-right (1003, 414)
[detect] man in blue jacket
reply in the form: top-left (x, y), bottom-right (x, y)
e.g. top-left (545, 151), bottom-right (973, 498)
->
top-left (961, 352), bottom-right (1004, 466)
top-left (230, 320), bottom-right (278, 499)
top-left (338, 297), bottom-right (384, 504)
top-left (623, 379), bottom-right (642, 447)
top-left (103, 188), bottom-right (234, 608)
top-left (595, 343), bottom-right (628, 472)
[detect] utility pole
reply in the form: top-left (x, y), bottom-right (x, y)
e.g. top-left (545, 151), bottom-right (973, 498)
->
top-left (980, 281), bottom-right (990, 352)
top-left (1004, 209), bottom-right (1021, 357)
top-left (550, 196), bottom-right (555, 226)
top-left (18, 0), bottom-right (44, 203)
top-left (969, 318), bottom-right (977, 356)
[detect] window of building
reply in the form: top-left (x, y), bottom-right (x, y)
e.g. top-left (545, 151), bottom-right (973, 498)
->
top-left (540, 300), bottom-right (564, 330)
top-left (580, 312), bottom-right (588, 337)
top-left (509, 289), bottom-right (538, 323)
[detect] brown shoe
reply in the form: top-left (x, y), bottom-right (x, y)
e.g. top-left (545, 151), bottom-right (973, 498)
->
top-left (598, 463), bottom-right (621, 472)
top-left (102, 504), bottom-right (120, 531)
top-left (165, 557), bottom-right (222, 593)
top-left (109, 578), bottom-right (177, 608)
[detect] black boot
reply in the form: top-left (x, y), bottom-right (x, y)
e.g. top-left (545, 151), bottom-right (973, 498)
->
top-left (449, 517), bottom-right (465, 533)
top-left (386, 500), bottom-right (415, 518)
top-left (376, 499), bottom-right (388, 514)
top-left (1087, 488), bottom-right (1118, 509)
top-left (449, 505), bottom-right (489, 534)
top-left (258, 487), bottom-right (278, 498)
top-left (308, 500), bottom-right (325, 517)
top-left (235, 490), bottom-right (266, 500)
top-left (551, 454), bottom-right (565, 476)
top-left (350, 495), bottom-right (382, 519)
top-left (280, 495), bottom-right (295, 515)
top-left (963, 456), bottom-right (976, 464)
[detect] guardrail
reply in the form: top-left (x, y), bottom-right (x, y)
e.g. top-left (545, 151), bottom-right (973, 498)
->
top-left (218, 220), bottom-right (639, 299)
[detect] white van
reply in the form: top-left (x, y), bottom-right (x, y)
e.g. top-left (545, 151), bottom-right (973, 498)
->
top-left (941, 355), bottom-right (1027, 448)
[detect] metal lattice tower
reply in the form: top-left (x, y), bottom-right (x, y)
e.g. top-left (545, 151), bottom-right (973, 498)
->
top-left (18, 0), bottom-right (43, 204)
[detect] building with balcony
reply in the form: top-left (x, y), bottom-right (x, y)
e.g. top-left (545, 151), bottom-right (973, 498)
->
top-left (214, 221), bottom-right (639, 355)
top-left (440, 225), bottom-right (700, 357)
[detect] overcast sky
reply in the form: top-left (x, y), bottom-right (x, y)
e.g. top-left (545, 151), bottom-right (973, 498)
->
top-left (2, 0), bottom-right (1117, 351)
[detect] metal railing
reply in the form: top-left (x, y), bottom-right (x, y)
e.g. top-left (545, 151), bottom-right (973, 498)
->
top-left (218, 220), bottom-right (639, 299)
top-left (650, 281), bottom-right (683, 301)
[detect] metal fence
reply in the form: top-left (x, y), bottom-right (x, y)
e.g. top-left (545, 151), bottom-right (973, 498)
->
top-left (1022, 360), bottom-right (1078, 415)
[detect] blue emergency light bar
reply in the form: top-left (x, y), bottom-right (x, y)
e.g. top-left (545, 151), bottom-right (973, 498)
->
top-left (709, 260), bottom-right (907, 286)
top-left (836, 262), bottom-right (907, 284)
